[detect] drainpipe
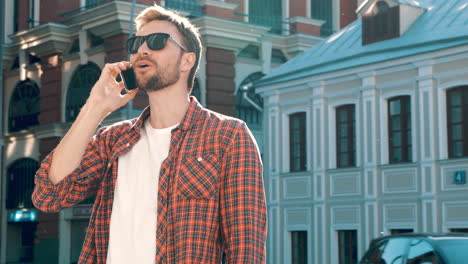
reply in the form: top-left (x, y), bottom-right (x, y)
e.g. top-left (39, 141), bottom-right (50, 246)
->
top-left (241, 83), bottom-right (263, 112)
top-left (126, 0), bottom-right (136, 120)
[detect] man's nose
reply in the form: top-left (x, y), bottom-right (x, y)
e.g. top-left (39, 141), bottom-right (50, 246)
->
top-left (137, 40), bottom-right (150, 55)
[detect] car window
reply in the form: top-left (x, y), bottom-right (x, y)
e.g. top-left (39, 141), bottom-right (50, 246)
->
top-left (380, 238), bottom-right (409, 264)
top-left (434, 238), bottom-right (468, 263)
top-left (407, 239), bottom-right (438, 264)
top-left (361, 241), bottom-right (387, 264)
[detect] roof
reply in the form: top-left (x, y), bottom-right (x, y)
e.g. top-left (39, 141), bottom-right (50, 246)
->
top-left (395, 0), bottom-right (433, 8)
top-left (357, 0), bottom-right (432, 13)
top-left (256, 0), bottom-right (468, 89)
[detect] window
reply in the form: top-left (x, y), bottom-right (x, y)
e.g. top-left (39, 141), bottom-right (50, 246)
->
top-left (447, 86), bottom-right (468, 158)
top-left (6, 158), bottom-right (39, 210)
top-left (381, 238), bottom-right (409, 264)
top-left (28, 0), bottom-right (36, 28)
top-left (311, 0), bottom-right (333, 36)
top-left (360, 240), bottom-right (387, 264)
top-left (66, 62), bottom-right (101, 122)
top-left (388, 96), bottom-right (412, 163)
top-left (390, 229), bottom-right (413, 235)
top-left (289, 112), bottom-right (307, 172)
top-left (450, 228), bottom-right (468, 233)
top-left (13, 0), bottom-right (19, 32)
top-left (338, 230), bottom-right (357, 264)
top-left (249, 0), bottom-right (283, 34)
top-left (336, 105), bottom-right (356, 167)
top-left (407, 239), bottom-right (436, 264)
top-left (291, 231), bottom-right (307, 264)
top-left (8, 79), bottom-right (40, 133)
top-left (362, 1), bottom-right (400, 45)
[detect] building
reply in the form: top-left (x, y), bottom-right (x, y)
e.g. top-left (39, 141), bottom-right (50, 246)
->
top-left (256, 0), bottom-right (468, 263)
top-left (1, 0), bottom-right (357, 263)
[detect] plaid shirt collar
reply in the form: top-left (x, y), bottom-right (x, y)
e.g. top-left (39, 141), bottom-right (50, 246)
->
top-left (130, 96), bottom-right (204, 132)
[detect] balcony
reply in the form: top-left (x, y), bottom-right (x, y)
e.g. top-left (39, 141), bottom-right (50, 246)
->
top-left (165, 0), bottom-right (203, 17)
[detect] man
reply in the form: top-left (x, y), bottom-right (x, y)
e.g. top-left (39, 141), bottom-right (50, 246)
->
top-left (32, 4), bottom-right (267, 264)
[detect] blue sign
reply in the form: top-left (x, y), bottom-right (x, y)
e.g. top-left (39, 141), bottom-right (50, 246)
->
top-left (7, 210), bottom-right (38, 222)
top-left (454, 171), bottom-right (466, 185)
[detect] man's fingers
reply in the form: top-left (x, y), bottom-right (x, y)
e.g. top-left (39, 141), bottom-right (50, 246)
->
top-left (122, 88), bottom-right (139, 103)
top-left (103, 62), bottom-right (131, 79)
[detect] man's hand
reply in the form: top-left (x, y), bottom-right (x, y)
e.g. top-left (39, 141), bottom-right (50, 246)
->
top-left (87, 61), bottom-right (139, 118)
top-left (48, 61), bottom-right (139, 185)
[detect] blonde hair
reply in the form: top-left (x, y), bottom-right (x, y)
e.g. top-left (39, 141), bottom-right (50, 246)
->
top-left (135, 4), bottom-right (202, 90)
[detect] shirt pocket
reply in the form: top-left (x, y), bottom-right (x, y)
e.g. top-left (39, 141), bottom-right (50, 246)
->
top-left (177, 154), bottom-right (220, 199)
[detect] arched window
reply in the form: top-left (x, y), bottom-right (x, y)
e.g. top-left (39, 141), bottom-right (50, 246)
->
top-left (236, 72), bottom-right (265, 127)
top-left (66, 62), bottom-right (101, 122)
top-left (6, 158), bottom-right (39, 210)
top-left (8, 79), bottom-right (40, 133)
top-left (190, 78), bottom-right (202, 103)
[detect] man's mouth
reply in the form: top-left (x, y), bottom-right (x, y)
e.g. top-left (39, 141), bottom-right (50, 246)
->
top-left (137, 64), bottom-right (149, 68)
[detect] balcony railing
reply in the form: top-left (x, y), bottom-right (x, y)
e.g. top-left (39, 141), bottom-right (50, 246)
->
top-left (164, 0), bottom-right (203, 17)
top-left (56, 0), bottom-right (301, 35)
top-left (60, 0), bottom-right (110, 17)
top-left (234, 12), bottom-right (293, 35)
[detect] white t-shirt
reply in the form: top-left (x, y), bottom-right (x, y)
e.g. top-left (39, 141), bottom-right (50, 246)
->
top-left (106, 120), bottom-right (178, 264)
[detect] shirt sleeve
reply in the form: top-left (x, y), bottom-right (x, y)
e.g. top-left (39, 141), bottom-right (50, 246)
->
top-left (32, 127), bottom-right (109, 213)
top-left (219, 121), bottom-right (268, 263)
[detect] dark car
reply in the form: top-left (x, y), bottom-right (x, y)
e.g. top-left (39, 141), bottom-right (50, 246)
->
top-left (359, 233), bottom-right (468, 264)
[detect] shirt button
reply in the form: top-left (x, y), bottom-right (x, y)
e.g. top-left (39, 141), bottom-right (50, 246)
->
top-left (107, 163), bottom-right (112, 168)
top-left (197, 157), bottom-right (202, 162)
top-left (126, 143), bottom-right (130, 147)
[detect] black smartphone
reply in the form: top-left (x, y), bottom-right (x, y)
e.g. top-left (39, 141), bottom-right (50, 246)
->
top-left (119, 66), bottom-right (138, 92)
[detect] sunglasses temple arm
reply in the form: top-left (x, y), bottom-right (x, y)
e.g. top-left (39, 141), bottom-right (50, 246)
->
top-left (170, 36), bottom-right (188, 51)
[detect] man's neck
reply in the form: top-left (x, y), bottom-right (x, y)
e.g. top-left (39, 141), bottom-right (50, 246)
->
top-left (147, 86), bottom-right (190, 129)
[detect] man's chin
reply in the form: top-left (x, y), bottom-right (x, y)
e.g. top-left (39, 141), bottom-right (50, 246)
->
top-left (138, 80), bottom-right (166, 92)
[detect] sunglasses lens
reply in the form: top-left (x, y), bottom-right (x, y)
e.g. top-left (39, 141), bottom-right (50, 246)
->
top-left (126, 34), bottom-right (170, 54)
top-left (147, 34), bottom-right (168, 51)
top-left (126, 37), bottom-right (144, 54)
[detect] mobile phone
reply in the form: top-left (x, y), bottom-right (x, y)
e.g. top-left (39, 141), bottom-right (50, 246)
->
top-left (119, 66), bottom-right (138, 92)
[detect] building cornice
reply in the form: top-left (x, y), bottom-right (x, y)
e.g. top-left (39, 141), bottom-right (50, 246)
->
top-left (289, 16), bottom-right (325, 27)
top-left (257, 44), bottom-right (468, 97)
top-left (192, 16), bottom-right (269, 52)
top-left (272, 33), bottom-right (323, 58)
top-left (61, 1), bottom-right (148, 38)
top-left (9, 23), bottom-right (72, 57)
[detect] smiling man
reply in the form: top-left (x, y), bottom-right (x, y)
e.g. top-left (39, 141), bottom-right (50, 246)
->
top-left (32, 4), bottom-right (267, 264)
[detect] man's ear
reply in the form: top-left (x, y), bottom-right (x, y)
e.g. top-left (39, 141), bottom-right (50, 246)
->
top-left (181, 52), bottom-right (196, 72)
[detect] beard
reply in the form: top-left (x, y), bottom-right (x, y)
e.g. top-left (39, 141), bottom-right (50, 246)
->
top-left (136, 56), bottom-right (181, 92)
top-left (138, 71), bottom-right (180, 92)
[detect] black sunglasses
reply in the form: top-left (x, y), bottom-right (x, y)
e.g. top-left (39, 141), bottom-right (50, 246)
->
top-left (126, 33), bottom-right (188, 54)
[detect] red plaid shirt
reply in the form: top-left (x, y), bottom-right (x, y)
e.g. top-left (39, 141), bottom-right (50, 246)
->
top-left (32, 97), bottom-right (267, 263)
